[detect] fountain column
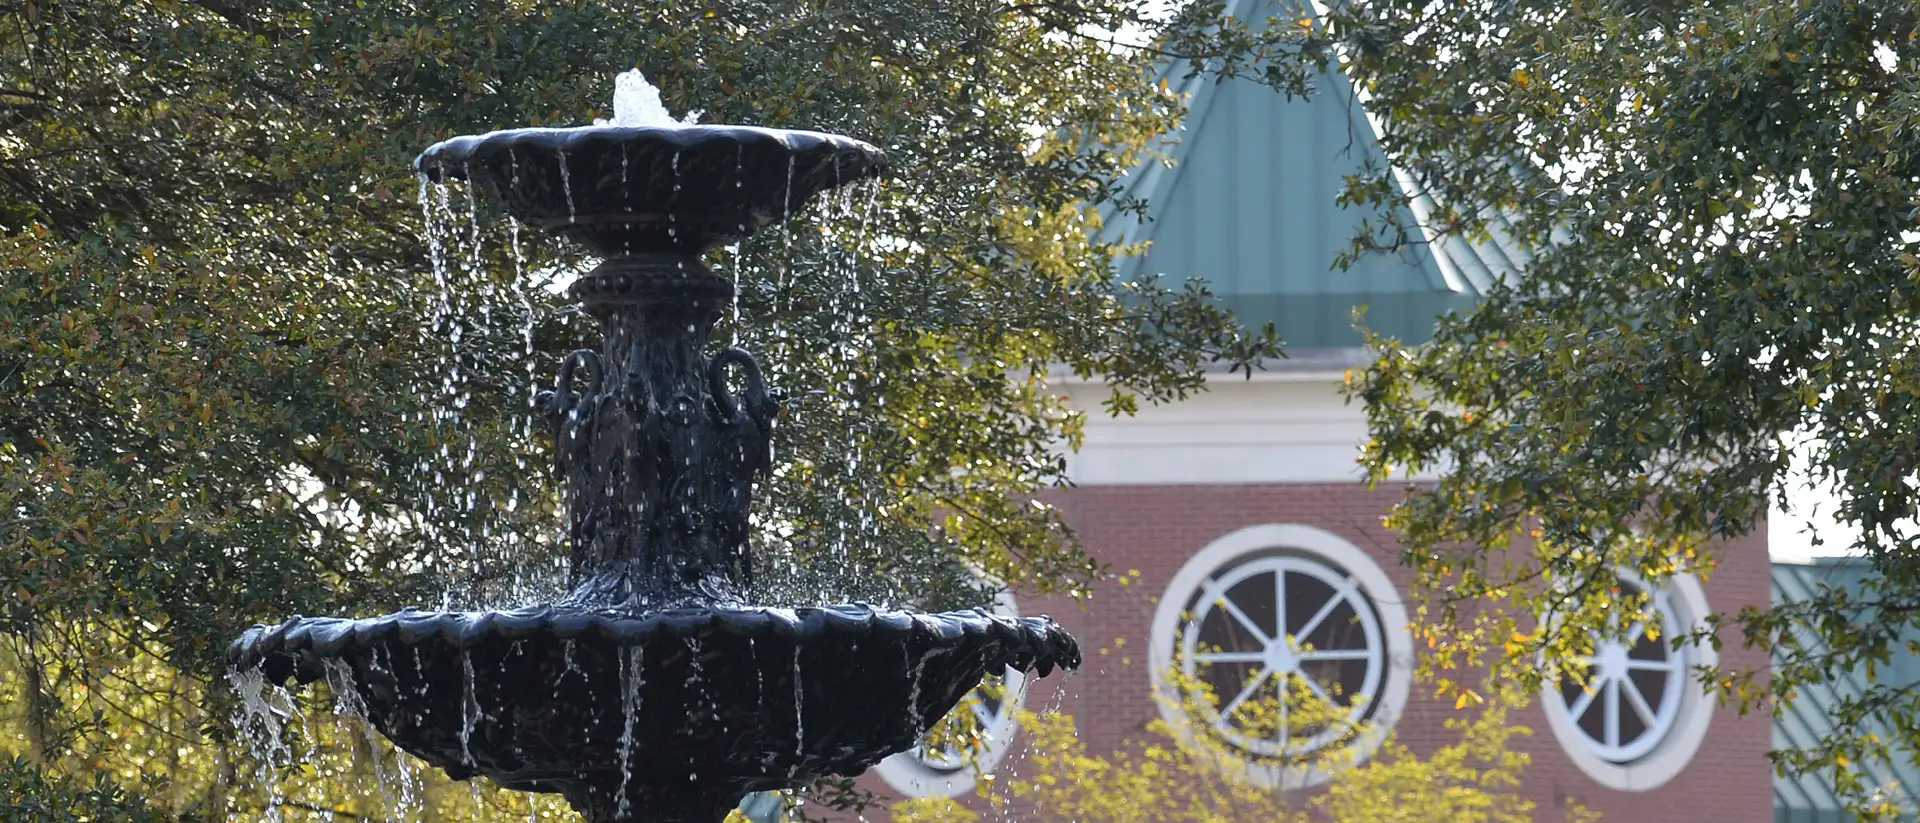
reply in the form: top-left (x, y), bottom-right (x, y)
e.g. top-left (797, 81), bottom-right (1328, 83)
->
top-left (549, 251), bottom-right (774, 610)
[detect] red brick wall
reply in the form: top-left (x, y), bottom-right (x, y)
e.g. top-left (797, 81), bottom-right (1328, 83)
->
top-left (857, 481), bottom-right (1774, 823)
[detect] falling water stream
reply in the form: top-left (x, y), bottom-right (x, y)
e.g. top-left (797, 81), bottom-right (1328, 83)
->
top-left (616, 646), bottom-right (645, 820)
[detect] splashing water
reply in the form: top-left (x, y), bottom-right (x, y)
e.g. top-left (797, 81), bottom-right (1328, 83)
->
top-left (325, 659), bottom-right (426, 823)
top-left (461, 651), bottom-right (480, 766)
top-left (616, 645), bottom-right (646, 820)
top-left (904, 648), bottom-right (928, 737)
top-left (593, 69), bottom-right (703, 128)
top-left (229, 669), bottom-right (294, 823)
top-left (791, 647), bottom-right (805, 768)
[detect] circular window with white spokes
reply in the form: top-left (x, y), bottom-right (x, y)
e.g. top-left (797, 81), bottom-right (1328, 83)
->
top-left (875, 589), bottom-right (1028, 798)
top-left (1150, 524), bottom-right (1412, 788)
top-left (1540, 571), bottom-right (1716, 791)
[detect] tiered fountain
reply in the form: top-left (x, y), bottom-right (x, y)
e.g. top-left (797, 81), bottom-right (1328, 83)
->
top-left (227, 73), bottom-right (1081, 823)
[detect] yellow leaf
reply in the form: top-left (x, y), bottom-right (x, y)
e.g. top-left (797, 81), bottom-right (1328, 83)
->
top-left (1513, 68), bottom-right (1530, 87)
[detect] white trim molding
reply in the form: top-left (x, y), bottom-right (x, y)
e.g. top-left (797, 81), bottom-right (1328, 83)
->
top-left (1040, 348), bottom-right (1462, 488)
top-left (1057, 375), bottom-right (1382, 486)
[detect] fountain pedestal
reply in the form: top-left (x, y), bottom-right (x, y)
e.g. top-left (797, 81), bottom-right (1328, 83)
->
top-left (229, 103), bottom-right (1080, 823)
top-left (548, 251), bottom-right (769, 610)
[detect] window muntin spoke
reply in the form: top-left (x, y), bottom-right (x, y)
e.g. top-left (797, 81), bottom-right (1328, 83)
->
top-left (1274, 568), bottom-right (1288, 645)
top-left (1296, 671), bottom-right (1333, 704)
top-left (1211, 588), bottom-right (1274, 646)
top-left (1292, 578), bottom-right (1354, 643)
top-left (1277, 679), bottom-right (1290, 748)
top-left (1297, 648), bottom-right (1371, 661)
top-left (1567, 681), bottom-right (1600, 723)
top-left (969, 699), bottom-right (995, 726)
top-left (1620, 674), bottom-right (1660, 728)
top-left (1604, 680), bottom-right (1621, 749)
top-left (1196, 650), bottom-right (1268, 663)
top-left (1215, 667), bottom-right (1274, 723)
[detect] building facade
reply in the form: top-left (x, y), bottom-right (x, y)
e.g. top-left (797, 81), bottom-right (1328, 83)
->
top-left (863, 9), bottom-right (1780, 819)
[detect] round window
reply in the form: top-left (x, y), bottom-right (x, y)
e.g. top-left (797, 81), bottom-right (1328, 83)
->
top-left (1540, 572), bottom-right (1716, 791)
top-left (1150, 524), bottom-right (1412, 788)
top-left (875, 590), bottom-right (1027, 798)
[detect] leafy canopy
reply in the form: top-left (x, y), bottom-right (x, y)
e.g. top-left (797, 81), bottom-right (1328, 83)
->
top-left (1321, 0), bottom-right (1920, 809)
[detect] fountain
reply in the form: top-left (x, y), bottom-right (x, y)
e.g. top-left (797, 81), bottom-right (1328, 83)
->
top-left (226, 72), bottom-right (1081, 823)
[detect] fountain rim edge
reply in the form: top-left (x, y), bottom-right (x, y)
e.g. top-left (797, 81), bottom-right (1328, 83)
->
top-left (223, 604), bottom-right (1082, 675)
top-left (412, 124), bottom-right (889, 176)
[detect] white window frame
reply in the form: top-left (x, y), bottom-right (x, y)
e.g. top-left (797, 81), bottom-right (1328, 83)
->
top-left (1149, 524), bottom-right (1414, 789)
top-left (1539, 570), bottom-right (1717, 791)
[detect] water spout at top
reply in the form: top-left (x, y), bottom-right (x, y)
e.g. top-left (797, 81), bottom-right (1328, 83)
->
top-left (594, 69), bottom-right (702, 128)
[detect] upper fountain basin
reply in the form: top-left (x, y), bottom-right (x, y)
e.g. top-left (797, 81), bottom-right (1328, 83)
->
top-left (416, 125), bottom-right (887, 256)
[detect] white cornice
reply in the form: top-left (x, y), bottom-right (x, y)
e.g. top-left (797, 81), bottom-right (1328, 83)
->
top-left (1053, 368), bottom-right (1410, 486)
top-left (1046, 347), bottom-right (1372, 387)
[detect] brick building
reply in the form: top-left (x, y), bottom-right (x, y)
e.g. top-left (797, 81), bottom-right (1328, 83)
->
top-left (861, 5), bottom-right (1778, 819)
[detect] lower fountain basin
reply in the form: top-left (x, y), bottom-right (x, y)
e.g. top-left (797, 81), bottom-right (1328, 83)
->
top-left (228, 603), bottom-right (1079, 822)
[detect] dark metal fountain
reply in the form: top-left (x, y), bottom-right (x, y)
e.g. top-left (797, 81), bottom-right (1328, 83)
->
top-left (227, 74), bottom-right (1081, 823)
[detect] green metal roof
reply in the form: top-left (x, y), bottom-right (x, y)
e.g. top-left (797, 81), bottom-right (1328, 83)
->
top-left (1773, 559), bottom-right (1920, 822)
top-left (1100, 0), bottom-right (1513, 348)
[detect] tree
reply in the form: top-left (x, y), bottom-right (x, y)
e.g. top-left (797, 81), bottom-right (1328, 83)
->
top-left (0, 756), bottom-right (177, 823)
top-left (1, 0), bottom-right (1299, 819)
top-left (1316, 0), bottom-right (1920, 812)
top-left (890, 672), bottom-right (1584, 823)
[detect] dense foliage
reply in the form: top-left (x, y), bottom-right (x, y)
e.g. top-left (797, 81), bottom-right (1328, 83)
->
top-left (1323, 0), bottom-right (1920, 811)
top-left (1, 757), bottom-right (179, 823)
top-left (0, 0), bottom-right (1295, 818)
top-left (892, 674), bottom-right (1577, 823)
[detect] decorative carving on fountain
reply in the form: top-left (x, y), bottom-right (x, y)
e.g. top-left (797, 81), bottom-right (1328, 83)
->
top-left (227, 73), bottom-right (1080, 823)
top-left (541, 253), bottom-right (778, 609)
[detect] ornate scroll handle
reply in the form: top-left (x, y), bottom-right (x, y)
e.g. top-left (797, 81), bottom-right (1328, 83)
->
top-left (543, 349), bottom-right (603, 481)
top-left (707, 347), bottom-right (776, 424)
top-left (547, 349), bottom-right (603, 420)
